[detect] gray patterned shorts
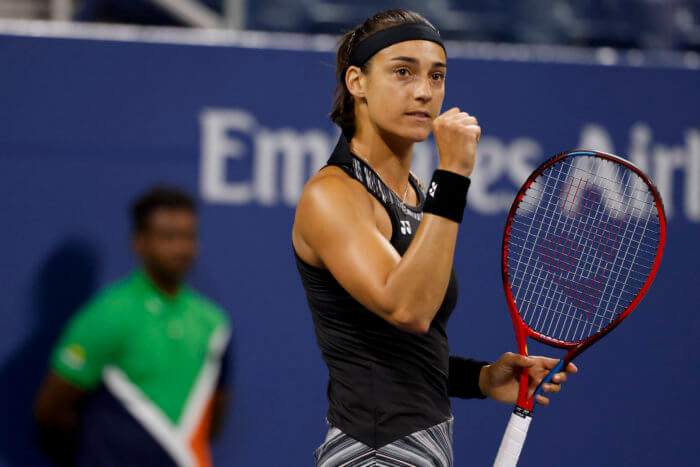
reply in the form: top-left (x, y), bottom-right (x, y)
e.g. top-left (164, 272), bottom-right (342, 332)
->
top-left (314, 417), bottom-right (454, 467)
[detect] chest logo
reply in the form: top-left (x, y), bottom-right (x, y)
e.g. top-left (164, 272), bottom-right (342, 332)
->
top-left (145, 298), bottom-right (162, 314)
top-left (428, 182), bottom-right (437, 197)
top-left (400, 220), bottom-right (412, 235)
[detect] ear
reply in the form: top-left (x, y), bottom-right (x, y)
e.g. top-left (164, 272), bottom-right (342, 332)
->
top-left (345, 65), bottom-right (367, 99)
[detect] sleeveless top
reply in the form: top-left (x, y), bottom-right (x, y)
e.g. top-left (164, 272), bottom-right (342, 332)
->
top-left (294, 134), bottom-right (460, 449)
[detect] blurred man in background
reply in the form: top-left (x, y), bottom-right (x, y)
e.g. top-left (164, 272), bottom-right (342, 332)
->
top-left (33, 186), bottom-right (231, 467)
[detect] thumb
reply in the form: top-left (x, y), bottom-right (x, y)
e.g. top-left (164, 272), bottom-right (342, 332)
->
top-left (507, 353), bottom-right (535, 368)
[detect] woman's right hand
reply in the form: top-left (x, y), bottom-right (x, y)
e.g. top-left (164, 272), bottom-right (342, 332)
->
top-left (431, 107), bottom-right (480, 177)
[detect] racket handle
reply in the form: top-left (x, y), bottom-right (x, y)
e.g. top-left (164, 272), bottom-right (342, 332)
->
top-left (534, 359), bottom-right (565, 398)
top-left (493, 408), bottom-right (532, 467)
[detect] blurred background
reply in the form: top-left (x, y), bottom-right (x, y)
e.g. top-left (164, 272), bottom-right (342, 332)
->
top-left (3, 0), bottom-right (700, 51)
top-left (1, 1), bottom-right (698, 466)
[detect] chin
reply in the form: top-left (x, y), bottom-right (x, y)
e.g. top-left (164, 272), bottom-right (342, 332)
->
top-left (377, 121), bottom-right (431, 144)
top-left (165, 262), bottom-right (192, 278)
top-left (400, 127), bottom-right (432, 143)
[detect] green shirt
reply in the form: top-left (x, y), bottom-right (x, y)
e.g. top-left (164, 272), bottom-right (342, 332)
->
top-left (52, 270), bottom-right (230, 424)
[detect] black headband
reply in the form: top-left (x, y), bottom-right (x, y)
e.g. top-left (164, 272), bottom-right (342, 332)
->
top-left (349, 23), bottom-right (445, 67)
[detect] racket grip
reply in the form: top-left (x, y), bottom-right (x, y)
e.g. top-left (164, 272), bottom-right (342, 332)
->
top-left (534, 359), bottom-right (565, 398)
top-left (493, 408), bottom-right (532, 467)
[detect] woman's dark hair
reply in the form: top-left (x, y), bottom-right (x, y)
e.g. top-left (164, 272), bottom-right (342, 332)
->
top-left (130, 185), bottom-right (196, 232)
top-left (330, 9), bottom-right (439, 137)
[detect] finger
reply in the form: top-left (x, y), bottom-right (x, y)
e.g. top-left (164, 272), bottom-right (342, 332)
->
top-left (462, 125), bottom-right (481, 142)
top-left (541, 383), bottom-right (561, 393)
top-left (566, 362), bottom-right (579, 373)
top-left (441, 107), bottom-right (461, 117)
top-left (463, 114), bottom-right (477, 126)
top-left (527, 380), bottom-right (547, 398)
top-left (551, 372), bottom-right (567, 383)
top-left (529, 356), bottom-right (561, 369)
top-left (535, 394), bottom-right (550, 406)
top-left (454, 115), bottom-right (478, 126)
top-left (529, 372), bottom-right (559, 396)
top-left (527, 378), bottom-right (546, 398)
top-left (507, 352), bottom-right (535, 368)
top-left (542, 357), bottom-right (562, 369)
top-left (453, 112), bottom-right (477, 122)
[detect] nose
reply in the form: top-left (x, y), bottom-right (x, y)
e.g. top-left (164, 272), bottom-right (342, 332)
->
top-left (414, 76), bottom-right (432, 102)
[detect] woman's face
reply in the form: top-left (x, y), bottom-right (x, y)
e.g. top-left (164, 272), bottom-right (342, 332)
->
top-left (361, 40), bottom-right (447, 142)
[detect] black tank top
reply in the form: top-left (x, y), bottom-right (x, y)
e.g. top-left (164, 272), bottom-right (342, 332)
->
top-left (295, 135), bottom-right (459, 448)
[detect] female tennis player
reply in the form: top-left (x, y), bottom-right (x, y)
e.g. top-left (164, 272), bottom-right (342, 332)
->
top-left (292, 9), bottom-right (577, 466)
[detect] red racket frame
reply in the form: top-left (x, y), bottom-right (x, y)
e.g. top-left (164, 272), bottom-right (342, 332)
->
top-left (501, 149), bottom-right (666, 411)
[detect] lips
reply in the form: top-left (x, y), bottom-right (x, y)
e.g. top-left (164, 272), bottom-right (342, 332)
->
top-left (405, 111), bottom-right (431, 120)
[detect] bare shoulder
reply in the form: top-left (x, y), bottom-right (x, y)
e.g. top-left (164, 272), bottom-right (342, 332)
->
top-left (306, 166), bottom-right (360, 191)
top-left (293, 166), bottom-right (374, 265)
top-left (297, 166), bottom-right (373, 220)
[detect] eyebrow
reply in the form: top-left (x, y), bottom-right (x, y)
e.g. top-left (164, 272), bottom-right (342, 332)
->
top-left (390, 56), bottom-right (447, 68)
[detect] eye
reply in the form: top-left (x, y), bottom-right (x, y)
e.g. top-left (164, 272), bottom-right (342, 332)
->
top-left (431, 72), bottom-right (445, 82)
top-left (395, 67), bottom-right (411, 77)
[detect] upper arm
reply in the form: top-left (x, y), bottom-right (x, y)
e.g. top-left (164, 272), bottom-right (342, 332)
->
top-left (294, 173), bottom-right (403, 319)
top-left (50, 299), bottom-right (127, 390)
top-left (34, 371), bottom-right (88, 466)
top-left (34, 371), bottom-right (88, 426)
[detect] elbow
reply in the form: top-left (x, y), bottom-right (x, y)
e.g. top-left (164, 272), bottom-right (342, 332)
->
top-left (391, 308), bottom-right (432, 335)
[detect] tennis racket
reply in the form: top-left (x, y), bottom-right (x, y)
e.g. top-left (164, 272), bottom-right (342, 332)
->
top-left (493, 150), bottom-right (666, 467)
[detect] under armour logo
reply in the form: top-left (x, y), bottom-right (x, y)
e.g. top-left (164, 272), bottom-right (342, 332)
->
top-left (428, 182), bottom-right (437, 197)
top-left (400, 220), bottom-right (412, 235)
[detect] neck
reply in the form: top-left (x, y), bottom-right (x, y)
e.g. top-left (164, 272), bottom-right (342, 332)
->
top-left (144, 266), bottom-right (181, 297)
top-left (350, 120), bottom-right (414, 197)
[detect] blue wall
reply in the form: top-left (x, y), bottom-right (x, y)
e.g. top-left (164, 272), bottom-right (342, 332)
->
top-left (1, 31), bottom-right (699, 466)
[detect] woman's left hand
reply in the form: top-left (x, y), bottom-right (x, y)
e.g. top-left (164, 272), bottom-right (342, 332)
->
top-left (478, 352), bottom-right (578, 405)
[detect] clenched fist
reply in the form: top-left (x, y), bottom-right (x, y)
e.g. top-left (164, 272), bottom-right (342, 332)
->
top-left (431, 107), bottom-right (480, 177)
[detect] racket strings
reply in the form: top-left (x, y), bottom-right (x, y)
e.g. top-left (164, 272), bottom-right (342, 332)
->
top-left (508, 225), bottom-right (657, 269)
top-left (539, 170), bottom-right (621, 339)
top-left (508, 226), bottom-right (656, 282)
top-left (514, 162), bottom-right (620, 333)
top-left (533, 160), bottom-right (653, 340)
top-left (507, 257), bottom-right (645, 303)
top-left (511, 169), bottom-right (660, 251)
top-left (509, 178), bottom-right (658, 297)
top-left (514, 194), bottom-right (661, 242)
top-left (507, 155), bottom-right (660, 343)
top-left (530, 160), bottom-right (655, 340)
